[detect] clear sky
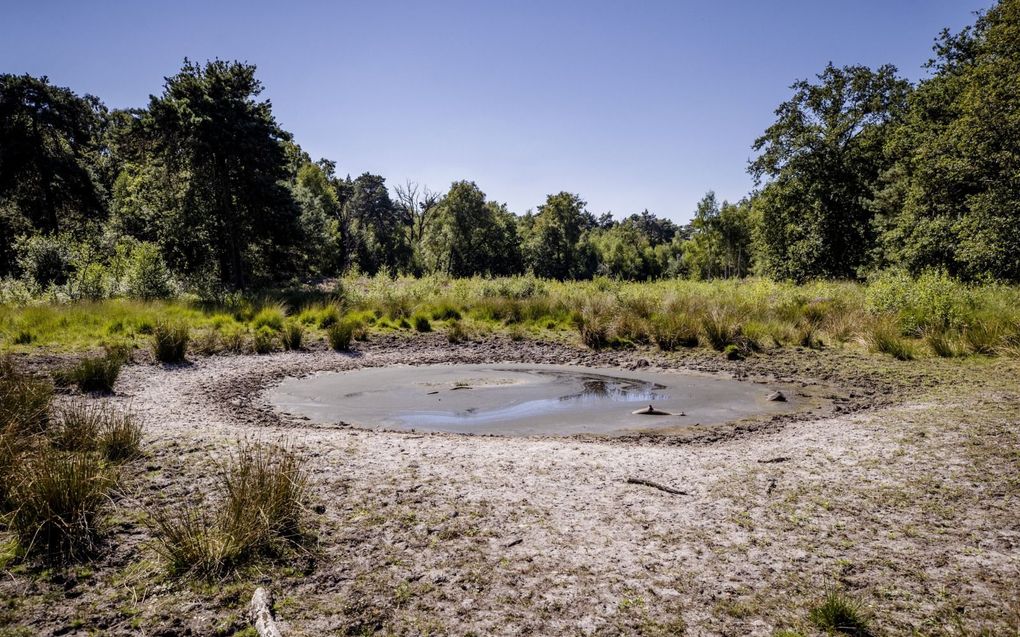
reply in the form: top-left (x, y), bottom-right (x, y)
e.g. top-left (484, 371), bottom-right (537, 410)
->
top-left (1, 0), bottom-right (993, 223)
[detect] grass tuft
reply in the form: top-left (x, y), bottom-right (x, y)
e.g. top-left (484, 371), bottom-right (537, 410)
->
top-left (252, 326), bottom-right (278, 355)
top-left (9, 449), bottom-right (114, 562)
top-left (326, 319), bottom-right (356, 351)
top-left (152, 321), bottom-right (189, 363)
top-left (56, 354), bottom-right (123, 393)
top-left (808, 589), bottom-right (871, 636)
top-left (650, 313), bottom-right (699, 350)
top-left (151, 441), bottom-right (307, 577)
top-left (869, 321), bottom-right (916, 360)
top-left (281, 322), bottom-right (304, 350)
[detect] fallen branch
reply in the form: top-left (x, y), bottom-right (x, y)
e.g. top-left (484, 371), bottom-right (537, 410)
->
top-left (757, 456), bottom-right (791, 464)
top-left (249, 587), bottom-right (283, 637)
top-left (625, 477), bottom-right (689, 495)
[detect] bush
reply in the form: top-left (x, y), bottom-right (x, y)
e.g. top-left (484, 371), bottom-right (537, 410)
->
top-left (411, 313), bottom-right (432, 333)
top-left (326, 319), bottom-right (356, 351)
top-left (281, 322), bottom-right (304, 351)
top-left (808, 590), bottom-right (871, 636)
top-left (126, 242), bottom-right (174, 300)
top-left (152, 321), bottom-right (189, 363)
top-left (651, 314), bottom-right (700, 350)
top-left (252, 326), bottom-right (278, 355)
top-left (15, 234), bottom-right (72, 286)
top-left (9, 450), bottom-right (114, 561)
top-left (57, 354), bottom-right (122, 393)
top-left (151, 441), bottom-right (306, 577)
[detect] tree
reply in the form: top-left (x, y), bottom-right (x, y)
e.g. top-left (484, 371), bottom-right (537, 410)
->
top-left (421, 181), bottom-right (521, 276)
top-left (876, 0), bottom-right (1020, 281)
top-left (524, 192), bottom-right (597, 280)
top-left (0, 74), bottom-right (108, 275)
top-left (750, 63), bottom-right (911, 281)
top-left (344, 173), bottom-right (411, 275)
top-left (115, 59), bottom-right (301, 289)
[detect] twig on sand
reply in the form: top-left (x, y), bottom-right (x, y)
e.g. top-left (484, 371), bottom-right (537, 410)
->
top-left (625, 477), bottom-right (689, 495)
top-left (757, 456), bottom-right (791, 464)
top-left (250, 587), bottom-right (284, 637)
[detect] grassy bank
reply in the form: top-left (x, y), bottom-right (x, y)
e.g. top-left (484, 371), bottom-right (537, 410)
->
top-left (2, 272), bottom-right (1019, 360)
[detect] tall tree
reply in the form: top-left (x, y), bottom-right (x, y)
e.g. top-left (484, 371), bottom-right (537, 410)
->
top-left (0, 74), bottom-right (108, 275)
top-left (421, 181), bottom-right (522, 277)
top-left (524, 192), bottom-right (597, 280)
top-left (876, 0), bottom-right (1020, 281)
top-left (116, 59), bottom-right (299, 289)
top-left (344, 173), bottom-right (411, 275)
top-left (750, 63), bottom-right (911, 281)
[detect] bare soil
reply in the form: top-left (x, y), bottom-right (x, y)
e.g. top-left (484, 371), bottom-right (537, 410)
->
top-left (2, 335), bottom-right (1018, 636)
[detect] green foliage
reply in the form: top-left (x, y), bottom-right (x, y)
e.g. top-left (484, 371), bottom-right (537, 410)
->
top-left (869, 320), bottom-right (916, 360)
top-left (252, 304), bottom-right (286, 331)
top-left (524, 192), bottom-right (598, 280)
top-left (751, 63), bottom-right (911, 280)
top-left (152, 321), bottom-right (189, 363)
top-left (126, 242), bottom-right (174, 300)
top-left (808, 589), bottom-right (871, 636)
top-left (151, 441), bottom-right (307, 577)
top-left (683, 193), bottom-right (753, 280)
top-left (9, 449), bottom-right (114, 562)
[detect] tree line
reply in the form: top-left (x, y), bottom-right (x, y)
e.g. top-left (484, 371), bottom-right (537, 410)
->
top-left (1, 0), bottom-right (1017, 296)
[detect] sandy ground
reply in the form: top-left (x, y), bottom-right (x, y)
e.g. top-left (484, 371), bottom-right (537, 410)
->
top-left (3, 336), bottom-right (1019, 636)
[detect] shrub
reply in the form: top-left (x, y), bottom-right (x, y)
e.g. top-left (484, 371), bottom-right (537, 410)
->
top-left (869, 321), bottom-right (916, 361)
top-left (411, 313), bottom-right (432, 333)
top-left (326, 320), bottom-right (356, 351)
top-left (808, 590), bottom-right (871, 636)
top-left (151, 441), bottom-right (306, 577)
top-left (57, 354), bottom-right (122, 393)
top-left (152, 321), bottom-right (189, 363)
top-left (126, 242), bottom-right (174, 300)
top-left (281, 322), bottom-right (304, 351)
top-left (651, 314), bottom-right (700, 350)
top-left (252, 326), bottom-right (278, 355)
top-left (9, 450), bottom-right (114, 561)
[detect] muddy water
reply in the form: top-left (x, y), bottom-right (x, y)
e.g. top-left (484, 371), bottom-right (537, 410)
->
top-left (269, 363), bottom-right (794, 436)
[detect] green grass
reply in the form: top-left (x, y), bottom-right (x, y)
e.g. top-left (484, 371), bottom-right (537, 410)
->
top-left (1, 274), bottom-right (1018, 361)
top-left (808, 590), bottom-right (872, 636)
top-left (55, 353), bottom-right (123, 393)
top-left (152, 321), bottom-right (189, 363)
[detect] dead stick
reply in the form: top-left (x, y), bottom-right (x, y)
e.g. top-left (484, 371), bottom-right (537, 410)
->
top-left (249, 587), bottom-right (283, 637)
top-left (626, 477), bottom-right (689, 495)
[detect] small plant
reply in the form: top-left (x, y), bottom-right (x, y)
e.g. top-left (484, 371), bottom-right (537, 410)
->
top-left (651, 314), bottom-right (699, 350)
top-left (327, 319), bottom-right (356, 351)
top-left (869, 321), bottom-right (915, 361)
top-left (50, 401), bottom-right (141, 462)
top-left (152, 321), bottom-right (189, 363)
top-left (962, 320), bottom-right (1000, 355)
top-left (57, 354), bottom-right (122, 393)
top-left (317, 305), bottom-right (342, 329)
top-left (98, 410), bottom-right (142, 462)
top-left (281, 322), bottom-right (304, 350)
top-left (252, 326), bottom-right (278, 355)
top-left (808, 589), bottom-right (871, 636)
top-left (702, 309), bottom-right (741, 351)
top-left (219, 326), bottom-right (248, 353)
top-left (13, 329), bottom-right (35, 345)
top-left (9, 449), bottom-right (114, 561)
top-left (576, 300), bottom-right (613, 350)
top-left (411, 313), bottom-right (432, 333)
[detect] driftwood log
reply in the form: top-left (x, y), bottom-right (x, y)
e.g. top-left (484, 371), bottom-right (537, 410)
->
top-left (249, 587), bottom-right (283, 637)
top-left (625, 477), bottom-right (689, 495)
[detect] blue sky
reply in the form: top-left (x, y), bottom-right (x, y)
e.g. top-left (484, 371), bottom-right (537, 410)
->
top-left (1, 0), bottom-right (992, 223)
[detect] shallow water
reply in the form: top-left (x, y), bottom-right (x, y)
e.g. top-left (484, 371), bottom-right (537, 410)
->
top-left (269, 363), bottom-right (795, 436)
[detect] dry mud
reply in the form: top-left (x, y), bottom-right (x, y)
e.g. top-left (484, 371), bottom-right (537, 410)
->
top-left (3, 335), bottom-right (1019, 636)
